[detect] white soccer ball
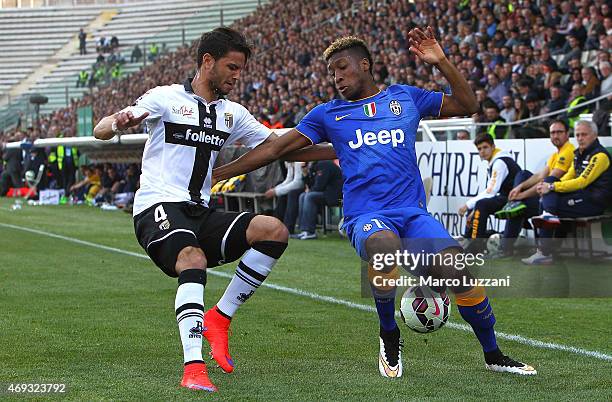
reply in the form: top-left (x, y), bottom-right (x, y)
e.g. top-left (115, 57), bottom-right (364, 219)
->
top-left (487, 233), bottom-right (502, 254)
top-left (399, 286), bottom-right (451, 333)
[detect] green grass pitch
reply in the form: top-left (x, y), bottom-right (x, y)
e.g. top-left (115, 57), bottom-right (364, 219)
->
top-left (1, 198), bottom-right (611, 401)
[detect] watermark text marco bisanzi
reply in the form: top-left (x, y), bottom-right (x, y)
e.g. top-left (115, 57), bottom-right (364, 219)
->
top-left (369, 251), bottom-right (511, 288)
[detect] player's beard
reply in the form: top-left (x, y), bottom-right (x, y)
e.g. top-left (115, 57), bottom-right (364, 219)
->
top-left (208, 78), bottom-right (228, 96)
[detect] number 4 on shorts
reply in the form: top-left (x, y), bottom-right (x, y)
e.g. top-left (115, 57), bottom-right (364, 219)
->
top-left (154, 205), bottom-right (168, 222)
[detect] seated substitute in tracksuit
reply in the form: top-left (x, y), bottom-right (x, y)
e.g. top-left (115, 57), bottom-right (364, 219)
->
top-left (496, 120), bottom-right (575, 256)
top-left (523, 120), bottom-right (612, 265)
top-left (458, 133), bottom-right (520, 254)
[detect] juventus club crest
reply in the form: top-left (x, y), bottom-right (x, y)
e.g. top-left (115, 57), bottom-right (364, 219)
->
top-left (224, 112), bottom-right (233, 129)
top-left (389, 100), bottom-right (402, 116)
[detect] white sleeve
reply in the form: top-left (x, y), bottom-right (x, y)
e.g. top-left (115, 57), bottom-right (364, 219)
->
top-left (466, 159), bottom-right (509, 209)
top-left (274, 162), bottom-right (304, 196)
top-left (233, 105), bottom-right (272, 149)
top-left (120, 87), bottom-right (164, 119)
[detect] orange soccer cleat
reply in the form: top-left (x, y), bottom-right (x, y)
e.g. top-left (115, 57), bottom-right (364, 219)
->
top-left (203, 307), bottom-right (235, 373)
top-left (180, 362), bottom-right (217, 392)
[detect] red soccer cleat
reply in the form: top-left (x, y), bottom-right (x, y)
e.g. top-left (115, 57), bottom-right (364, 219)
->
top-left (203, 307), bottom-right (235, 373)
top-left (180, 362), bottom-right (217, 392)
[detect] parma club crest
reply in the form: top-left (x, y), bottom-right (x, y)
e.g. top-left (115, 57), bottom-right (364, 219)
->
top-left (224, 113), bottom-right (233, 129)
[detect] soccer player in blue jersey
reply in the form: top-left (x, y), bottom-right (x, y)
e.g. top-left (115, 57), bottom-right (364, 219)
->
top-left (214, 27), bottom-right (536, 377)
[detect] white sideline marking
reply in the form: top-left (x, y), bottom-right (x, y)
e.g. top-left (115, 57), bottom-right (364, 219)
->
top-left (1, 221), bottom-right (611, 363)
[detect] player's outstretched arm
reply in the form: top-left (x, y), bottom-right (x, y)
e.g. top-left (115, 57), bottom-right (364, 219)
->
top-left (213, 129), bottom-right (312, 181)
top-left (284, 143), bottom-right (337, 161)
top-left (93, 111), bottom-right (149, 140)
top-left (408, 26), bottom-right (478, 117)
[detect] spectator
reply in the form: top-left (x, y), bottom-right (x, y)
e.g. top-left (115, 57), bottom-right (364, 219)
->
top-left (563, 67), bottom-right (583, 93)
top-left (0, 132), bottom-right (24, 196)
top-left (264, 161), bottom-right (304, 235)
top-left (566, 84), bottom-right (590, 129)
top-left (76, 70), bottom-right (89, 88)
top-left (559, 36), bottom-right (582, 70)
top-left (541, 61), bottom-right (562, 93)
top-left (111, 63), bottom-right (123, 81)
top-left (78, 28), bottom-right (87, 55)
top-left (486, 73), bottom-right (509, 109)
top-left (542, 85), bottom-right (567, 115)
top-left (482, 104), bottom-right (508, 139)
top-left (69, 165), bottom-right (101, 203)
top-left (148, 42), bottom-right (159, 61)
top-left (110, 35), bottom-right (119, 49)
top-left (130, 44), bottom-right (142, 63)
top-left (513, 97), bottom-right (529, 121)
top-left (113, 164), bottom-right (139, 208)
top-left (94, 164), bottom-right (122, 204)
top-left (96, 36), bottom-right (105, 53)
top-left (295, 160), bottom-right (343, 240)
top-left (456, 129), bottom-right (470, 140)
top-left (500, 95), bottom-right (516, 123)
top-left (599, 62), bottom-right (612, 102)
top-left (581, 66), bottom-right (601, 98)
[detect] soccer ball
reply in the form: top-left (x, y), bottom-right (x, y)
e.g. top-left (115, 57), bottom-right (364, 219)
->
top-left (487, 233), bottom-right (502, 254)
top-left (399, 286), bottom-right (451, 333)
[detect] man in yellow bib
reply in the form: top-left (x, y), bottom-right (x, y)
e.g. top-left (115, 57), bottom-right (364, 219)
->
top-left (523, 120), bottom-right (612, 265)
top-left (495, 120), bottom-right (574, 256)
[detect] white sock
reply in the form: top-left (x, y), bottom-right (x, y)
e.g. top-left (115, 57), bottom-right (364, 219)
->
top-left (175, 281), bottom-right (204, 364)
top-left (216, 249), bottom-right (276, 317)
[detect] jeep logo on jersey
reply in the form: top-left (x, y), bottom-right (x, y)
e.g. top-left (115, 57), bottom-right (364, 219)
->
top-left (164, 121), bottom-right (229, 151)
top-left (348, 128), bottom-right (405, 149)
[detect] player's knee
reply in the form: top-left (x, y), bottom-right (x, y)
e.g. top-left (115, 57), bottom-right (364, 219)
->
top-left (175, 246), bottom-right (207, 272)
top-left (247, 215), bottom-right (289, 244)
top-left (366, 231), bottom-right (400, 272)
top-left (366, 231), bottom-right (400, 255)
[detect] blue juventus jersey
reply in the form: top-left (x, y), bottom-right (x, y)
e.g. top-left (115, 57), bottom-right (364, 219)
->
top-left (296, 84), bottom-right (443, 219)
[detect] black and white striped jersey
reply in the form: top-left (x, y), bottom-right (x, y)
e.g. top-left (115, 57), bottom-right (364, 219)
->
top-left (125, 79), bottom-right (271, 216)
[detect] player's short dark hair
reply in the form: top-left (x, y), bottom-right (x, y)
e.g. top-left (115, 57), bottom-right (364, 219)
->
top-left (549, 119), bottom-right (569, 132)
top-left (323, 36), bottom-right (373, 75)
top-left (196, 27), bottom-right (251, 68)
top-left (474, 133), bottom-right (495, 146)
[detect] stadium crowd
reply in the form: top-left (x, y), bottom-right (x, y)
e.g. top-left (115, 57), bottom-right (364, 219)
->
top-left (2, 0), bottom-right (611, 145)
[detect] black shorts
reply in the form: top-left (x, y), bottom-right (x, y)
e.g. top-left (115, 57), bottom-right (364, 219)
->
top-left (134, 202), bottom-right (256, 277)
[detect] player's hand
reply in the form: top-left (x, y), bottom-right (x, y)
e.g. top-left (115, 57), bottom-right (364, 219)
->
top-left (535, 182), bottom-right (546, 195)
top-left (114, 111), bottom-right (149, 131)
top-left (264, 188), bottom-right (275, 199)
top-left (458, 204), bottom-right (468, 216)
top-left (508, 186), bottom-right (522, 200)
top-left (408, 26), bottom-right (447, 66)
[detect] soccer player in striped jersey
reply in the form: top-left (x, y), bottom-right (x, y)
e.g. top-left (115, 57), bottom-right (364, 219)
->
top-left (94, 28), bottom-right (298, 392)
top-left (214, 27), bottom-right (537, 377)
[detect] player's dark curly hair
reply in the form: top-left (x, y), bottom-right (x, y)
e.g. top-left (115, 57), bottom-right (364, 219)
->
top-left (323, 36), bottom-right (373, 75)
top-left (196, 27), bottom-right (252, 68)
